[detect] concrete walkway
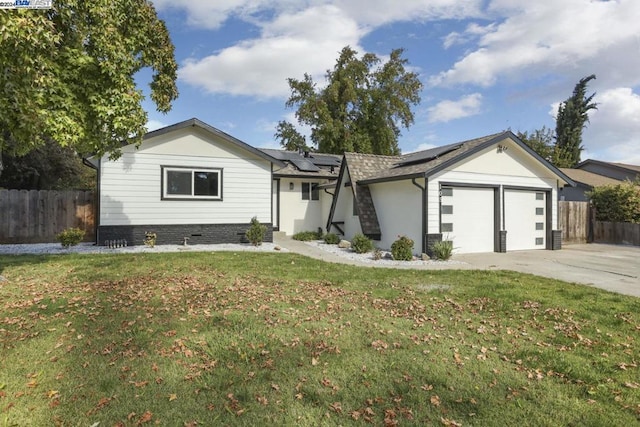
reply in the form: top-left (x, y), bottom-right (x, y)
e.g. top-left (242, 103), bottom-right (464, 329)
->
top-left (273, 234), bottom-right (640, 298)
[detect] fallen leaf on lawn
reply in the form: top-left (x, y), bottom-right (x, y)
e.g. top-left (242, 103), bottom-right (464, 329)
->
top-left (430, 395), bottom-right (441, 407)
top-left (256, 395), bottom-right (268, 405)
top-left (169, 393), bottom-right (177, 401)
top-left (47, 390), bottom-right (59, 399)
top-left (624, 382), bottom-right (639, 389)
top-left (137, 410), bottom-right (153, 424)
top-left (441, 417), bottom-right (462, 426)
top-left (271, 383), bottom-right (280, 391)
top-left (329, 402), bottom-right (342, 413)
top-left (311, 357), bottom-right (319, 366)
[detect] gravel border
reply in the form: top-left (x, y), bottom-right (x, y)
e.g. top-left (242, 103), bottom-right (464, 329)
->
top-left (0, 242), bottom-right (288, 255)
top-left (304, 240), bottom-right (466, 266)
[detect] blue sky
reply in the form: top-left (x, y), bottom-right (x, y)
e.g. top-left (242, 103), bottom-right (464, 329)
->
top-left (141, 0), bottom-right (640, 163)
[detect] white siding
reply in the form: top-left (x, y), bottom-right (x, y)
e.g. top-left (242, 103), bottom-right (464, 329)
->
top-left (369, 180), bottom-right (422, 252)
top-left (277, 178), bottom-right (331, 235)
top-left (99, 130), bottom-right (273, 226)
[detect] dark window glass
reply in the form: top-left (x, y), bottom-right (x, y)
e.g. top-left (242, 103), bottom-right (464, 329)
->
top-left (302, 182), bottom-right (310, 200)
top-left (441, 187), bottom-right (453, 197)
top-left (535, 237), bottom-right (544, 245)
top-left (536, 192), bottom-right (544, 200)
top-left (536, 222), bottom-right (544, 230)
top-left (167, 170), bottom-right (192, 195)
top-left (536, 207), bottom-right (544, 215)
top-left (311, 183), bottom-right (319, 200)
top-left (442, 223), bottom-right (453, 232)
top-left (442, 205), bottom-right (453, 215)
top-left (194, 171), bottom-right (219, 196)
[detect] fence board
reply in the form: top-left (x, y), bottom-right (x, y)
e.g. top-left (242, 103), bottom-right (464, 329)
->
top-left (0, 189), bottom-right (95, 244)
top-left (593, 221), bottom-right (640, 246)
top-left (559, 201), bottom-right (589, 244)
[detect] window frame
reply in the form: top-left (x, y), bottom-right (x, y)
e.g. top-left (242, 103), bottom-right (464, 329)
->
top-left (301, 182), bottom-right (320, 201)
top-left (161, 166), bottom-right (223, 201)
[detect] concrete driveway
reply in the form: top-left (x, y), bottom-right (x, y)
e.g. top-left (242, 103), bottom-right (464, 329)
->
top-left (275, 235), bottom-right (639, 298)
top-left (454, 244), bottom-right (640, 297)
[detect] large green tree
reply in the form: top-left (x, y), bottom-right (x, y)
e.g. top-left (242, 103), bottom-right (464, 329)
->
top-left (553, 74), bottom-right (597, 167)
top-left (0, 1), bottom-right (178, 161)
top-left (516, 126), bottom-right (555, 162)
top-left (277, 46), bottom-right (422, 155)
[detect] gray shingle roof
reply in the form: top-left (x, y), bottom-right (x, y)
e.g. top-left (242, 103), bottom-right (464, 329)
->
top-left (560, 168), bottom-right (622, 187)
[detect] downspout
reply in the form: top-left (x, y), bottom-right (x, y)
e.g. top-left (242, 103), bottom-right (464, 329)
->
top-left (411, 176), bottom-right (427, 254)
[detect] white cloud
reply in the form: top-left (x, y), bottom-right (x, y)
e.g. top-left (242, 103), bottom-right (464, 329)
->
top-left (581, 87), bottom-right (640, 164)
top-left (427, 93), bottom-right (483, 123)
top-left (179, 5), bottom-right (363, 98)
top-left (430, 0), bottom-right (640, 88)
top-left (146, 119), bottom-right (168, 131)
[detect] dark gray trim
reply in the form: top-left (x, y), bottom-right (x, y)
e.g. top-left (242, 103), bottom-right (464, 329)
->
top-left (426, 234), bottom-right (442, 258)
top-left (411, 177), bottom-right (427, 254)
top-left (272, 178), bottom-right (280, 231)
top-left (494, 187), bottom-right (501, 252)
top-left (142, 118), bottom-right (286, 168)
top-left (272, 172), bottom-right (337, 180)
top-left (499, 230), bottom-right (507, 252)
top-left (546, 189), bottom-right (553, 249)
top-left (502, 185), bottom-right (551, 192)
top-left (440, 181), bottom-right (500, 189)
top-left (359, 172), bottom-right (424, 186)
top-left (160, 165), bottom-right (223, 201)
top-left (551, 230), bottom-right (562, 250)
top-left (326, 156), bottom-right (348, 231)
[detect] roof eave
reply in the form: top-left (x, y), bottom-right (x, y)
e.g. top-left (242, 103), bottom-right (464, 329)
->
top-left (358, 172), bottom-right (425, 185)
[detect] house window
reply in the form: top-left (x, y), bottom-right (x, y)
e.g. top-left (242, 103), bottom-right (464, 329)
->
top-left (441, 187), bottom-right (453, 197)
top-left (536, 222), bottom-right (544, 230)
top-left (442, 205), bottom-right (453, 215)
top-left (302, 182), bottom-right (319, 201)
top-left (536, 192), bottom-right (544, 200)
top-left (162, 167), bottom-right (221, 200)
top-left (536, 207), bottom-right (544, 215)
top-left (441, 223), bottom-right (453, 232)
top-left (535, 237), bottom-right (544, 246)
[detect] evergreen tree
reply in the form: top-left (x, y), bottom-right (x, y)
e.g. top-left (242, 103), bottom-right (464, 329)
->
top-left (553, 75), bottom-right (597, 167)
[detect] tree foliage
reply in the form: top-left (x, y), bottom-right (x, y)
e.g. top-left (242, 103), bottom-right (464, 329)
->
top-left (0, 1), bottom-right (178, 160)
top-left (0, 134), bottom-right (95, 190)
top-left (588, 180), bottom-right (640, 223)
top-left (277, 46), bottom-right (422, 155)
top-left (516, 126), bottom-right (555, 162)
top-left (274, 121), bottom-right (310, 152)
top-left (553, 75), bottom-right (597, 168)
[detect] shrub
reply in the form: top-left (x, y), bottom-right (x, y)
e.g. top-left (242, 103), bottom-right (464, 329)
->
top-left (324, 233), bottom-right (340, 245)
top-left (144, 231), bottom-right (157, 248)
top-left (293, 230), bottom-right (322, 241)
top-left (431, 240), bottom-right (453, 260)
top-left (373, 248), bottom-right (383, 260)
top-left (351, 233), bottom-right (374, 254)
top-left (245, 216), bottom-right (267, 246)
top-left (391, 235), bottom-right (414, 261)
top-left (588, 180), bottom-right (640, 223)
top-left (56, 227), bottom-right (85, 248)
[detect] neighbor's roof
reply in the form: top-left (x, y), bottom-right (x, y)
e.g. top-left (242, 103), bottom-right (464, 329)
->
top-left (560, 168), bottom-right (622, 188)
top-left (577, 159), bottom-right (640, 175)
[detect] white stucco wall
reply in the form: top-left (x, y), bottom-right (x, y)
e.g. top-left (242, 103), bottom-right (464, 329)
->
top-left (330, 169), bottom-right (362, 239)
top-left (427, 138), bottom-right (560, 234)
top-left (276, 178), bottom-right (332, 235)
top-left (99, 127), bottom-right (273, 226)
top-left (369, 180), bottom-right (423, 252)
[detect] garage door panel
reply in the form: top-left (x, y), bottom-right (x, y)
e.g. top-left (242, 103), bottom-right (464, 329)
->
top-left (441, 187), bottom-right (495, 254)
top-left (504, 190), bottom-right (546, 251)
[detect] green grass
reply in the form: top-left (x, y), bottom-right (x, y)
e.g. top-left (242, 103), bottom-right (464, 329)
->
top-left (0, 251), bottom-right (639, 426)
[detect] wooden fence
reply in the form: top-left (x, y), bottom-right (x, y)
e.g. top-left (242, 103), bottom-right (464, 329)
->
top-left (559, 201), bottom-right (590, 244)
top-left (0, 190), bottom-right (95, 244)
top-left (593, 221), bottom-right (640, 246)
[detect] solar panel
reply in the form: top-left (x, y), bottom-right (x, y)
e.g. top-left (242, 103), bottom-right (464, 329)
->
top-left (290, 157), bottom-right (321, 172)
top-left (397, 143), bottom-right (462, 167)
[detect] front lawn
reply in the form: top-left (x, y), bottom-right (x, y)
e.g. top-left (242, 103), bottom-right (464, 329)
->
top-left (0, 251), bottom-right (638, 426)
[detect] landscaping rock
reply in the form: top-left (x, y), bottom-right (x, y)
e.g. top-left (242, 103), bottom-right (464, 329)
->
top-left (0, 275), bottom-right (6, 282)
top-left (274, 245), bottom-right (281, 251)
top-left (338, 240), bottom-right (351, 249)
top-left (421, 253), bottom-right (430, 261)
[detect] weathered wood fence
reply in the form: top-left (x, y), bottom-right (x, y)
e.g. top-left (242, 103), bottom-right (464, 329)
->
top-left (0, 190), bottom-right (95, 244)
top-left (559, 201), bottom-right (590, 244)
top-left (593, 221), bottom-right (640, 246)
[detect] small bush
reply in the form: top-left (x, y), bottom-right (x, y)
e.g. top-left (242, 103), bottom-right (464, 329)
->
top-left (391, 235), bottom-right (414, 261)
top-left (431, 240), bottom-right (453, 260)
top-left (56, 227), bottom-right (85, 248)
top-left (373, 248), bottom-right (383, 260)
top-left (324, 233), bottom-right (340, 245)
top-left (246, 216), bottom-right (267, 246)
top-left (293, 230), bottom-right (322, 241)
top-left (351, 233), bottom-right (374, 254)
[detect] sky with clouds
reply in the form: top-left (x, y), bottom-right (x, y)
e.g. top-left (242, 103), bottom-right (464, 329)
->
top-left (141, 0), bottom-right (640, 163)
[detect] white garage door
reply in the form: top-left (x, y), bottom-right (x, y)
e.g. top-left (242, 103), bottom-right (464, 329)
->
top-left (504, 189), bottom-right (547, 251)
top-left (440, 187), bottom-right (495, 254)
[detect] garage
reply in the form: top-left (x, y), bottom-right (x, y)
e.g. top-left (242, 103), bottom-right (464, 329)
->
top-left (504, 189), bottom-right (547, 251)
top-left (440, 186), bottom-right (496, 253)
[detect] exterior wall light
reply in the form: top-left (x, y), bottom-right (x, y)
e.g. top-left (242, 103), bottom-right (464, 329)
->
top-left (289, 182), bottom-right (294, 190)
